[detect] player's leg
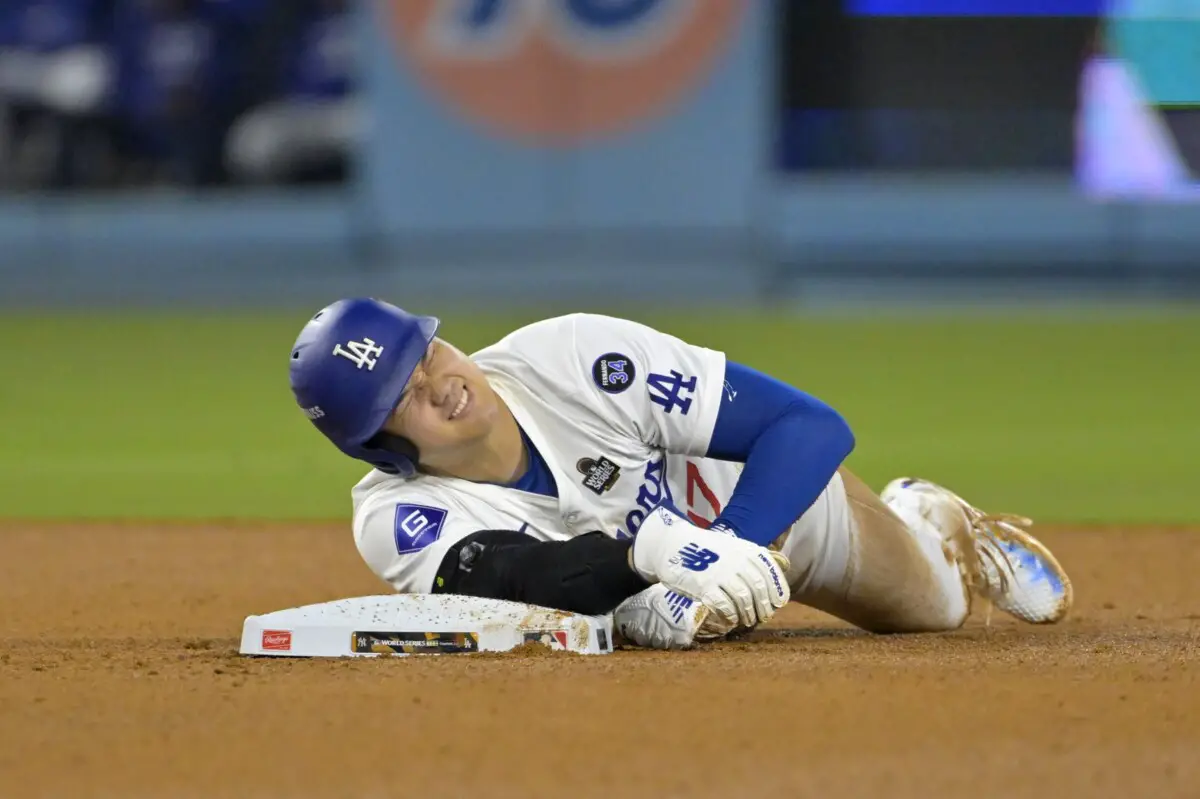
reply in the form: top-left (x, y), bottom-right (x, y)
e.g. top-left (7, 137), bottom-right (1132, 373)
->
top-left (780, 468), bottom-right (971, 633)
top-left (778, 468), bottom-right (1072, 633)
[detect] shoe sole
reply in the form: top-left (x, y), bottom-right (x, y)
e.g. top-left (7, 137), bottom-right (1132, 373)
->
top-left (981, 523), bottom-right (1074, 624)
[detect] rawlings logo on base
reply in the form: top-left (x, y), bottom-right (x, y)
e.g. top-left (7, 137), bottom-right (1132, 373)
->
top-left (261, 630), bottom-right (292, 651)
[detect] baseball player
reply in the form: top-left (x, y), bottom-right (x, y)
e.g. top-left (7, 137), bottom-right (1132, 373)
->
top-left (289, 298), bottom-right (1073, 650)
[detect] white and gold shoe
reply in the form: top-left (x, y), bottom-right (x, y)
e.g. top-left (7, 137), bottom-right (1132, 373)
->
top-left (881, 477), bottom-right (1073, 625)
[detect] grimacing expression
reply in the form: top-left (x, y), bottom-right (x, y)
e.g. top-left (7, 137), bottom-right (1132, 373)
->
top-left (381, 339), bottom-right (500, 459)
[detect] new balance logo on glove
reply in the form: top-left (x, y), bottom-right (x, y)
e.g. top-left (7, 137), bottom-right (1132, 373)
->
top-left (676, 543), bottom-right (720, 572)
top-left (663, 590), bottom-right (696, 623)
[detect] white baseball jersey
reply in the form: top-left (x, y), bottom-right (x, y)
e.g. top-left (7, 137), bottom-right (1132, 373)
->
top-left (350, 312), bottom-right (748, 594)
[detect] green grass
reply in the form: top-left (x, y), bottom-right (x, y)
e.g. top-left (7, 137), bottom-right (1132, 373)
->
top-left (2, 310), bottom-right (1197, 524)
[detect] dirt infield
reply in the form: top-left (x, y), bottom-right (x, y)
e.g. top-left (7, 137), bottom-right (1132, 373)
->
top-left (1, 522), bottom-right (1197, 799)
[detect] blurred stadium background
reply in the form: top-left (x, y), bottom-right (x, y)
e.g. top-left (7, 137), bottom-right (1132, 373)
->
top-left (1, 0), bottom-right (1196, 523)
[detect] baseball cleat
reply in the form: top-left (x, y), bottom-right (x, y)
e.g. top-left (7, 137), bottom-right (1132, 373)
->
top-left (881, 477), bottom-right (1073, 625)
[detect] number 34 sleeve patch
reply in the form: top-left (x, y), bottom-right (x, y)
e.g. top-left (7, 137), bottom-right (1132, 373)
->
top-left (592, 353), bottom-right (636, 394)
top-left (393, 504), bottom-right (447, 555)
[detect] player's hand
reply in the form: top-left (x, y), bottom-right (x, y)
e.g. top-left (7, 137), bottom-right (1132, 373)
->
top-left (613, 583), bottom-right (710, 650)
top-left (630, 505), bottom-right (791, 631)
top-left (694, 548), bottom-right (790, 641)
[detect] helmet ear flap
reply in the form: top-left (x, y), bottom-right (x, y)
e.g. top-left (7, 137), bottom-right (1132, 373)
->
top-left (362, 431), bottom-right (420, 473)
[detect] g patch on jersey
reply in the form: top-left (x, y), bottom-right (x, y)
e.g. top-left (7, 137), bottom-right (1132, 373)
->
top-left (576, 456), bottom-right (621, 495)
top-left (393, 503), bottom-right (447, 555)
top-left (592, 353), bottom-right (635, 394)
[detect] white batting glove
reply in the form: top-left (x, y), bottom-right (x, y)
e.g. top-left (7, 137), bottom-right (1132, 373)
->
top-left (630, 505), bottom-right (791, 632)
top-left (613, 583), bottom-right (710, 651)
top-left (694, 544), bottom-right (791, 641)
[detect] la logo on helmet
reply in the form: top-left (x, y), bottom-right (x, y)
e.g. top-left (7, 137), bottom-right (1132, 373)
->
top-left (387, 0), bottom-right (747, 145)
top-left (333, 338), bottom-right (385, 371)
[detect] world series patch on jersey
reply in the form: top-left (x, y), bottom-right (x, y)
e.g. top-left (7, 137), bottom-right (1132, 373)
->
top-left (350, 313), bottom-right (745, 594)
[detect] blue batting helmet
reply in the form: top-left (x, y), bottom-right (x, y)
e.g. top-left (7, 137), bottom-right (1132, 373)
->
top-left (289, 298), bottom-right (439, 477)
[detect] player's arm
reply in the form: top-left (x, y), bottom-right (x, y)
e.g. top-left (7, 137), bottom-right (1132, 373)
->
top-left (704, 360), bottom-right (855, 547)
top-left (432, 529), bottom-right (648, 616)
top-left (433, 505), bottom-right (789, 629)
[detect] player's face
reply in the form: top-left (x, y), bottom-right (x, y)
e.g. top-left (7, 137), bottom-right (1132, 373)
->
top-left (380, 338), bottom-right (501, 460)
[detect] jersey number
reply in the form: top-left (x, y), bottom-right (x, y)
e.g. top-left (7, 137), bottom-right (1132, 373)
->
top-left (647, 370), bottom-right (697, 415)
top-left (686, 462), bottom-right (722, 529)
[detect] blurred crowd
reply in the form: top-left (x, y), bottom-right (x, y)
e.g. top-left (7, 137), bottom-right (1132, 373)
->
top-left (0, 0), bottom-right (357, 191)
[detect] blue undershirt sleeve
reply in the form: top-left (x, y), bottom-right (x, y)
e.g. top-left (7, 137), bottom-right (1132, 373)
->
top-left (704, 361), bottom-right (855, 547)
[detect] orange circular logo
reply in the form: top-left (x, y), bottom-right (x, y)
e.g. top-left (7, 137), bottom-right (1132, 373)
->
top-left (386, 0), bottom-right (748, 145)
